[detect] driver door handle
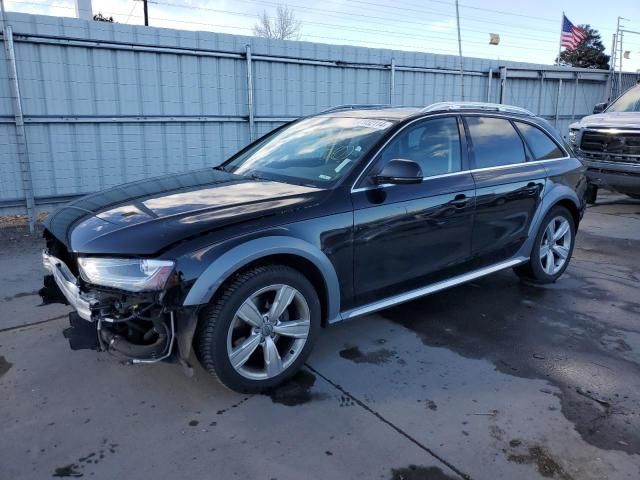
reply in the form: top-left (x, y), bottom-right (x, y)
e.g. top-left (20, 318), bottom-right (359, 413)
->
top-left (451, 194), bottom-right (468, 208)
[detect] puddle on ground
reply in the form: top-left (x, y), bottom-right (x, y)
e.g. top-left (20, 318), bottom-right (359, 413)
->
top-left (265, 369), bottom-right (327, 406)
top-left (508, 445), bottom-right (573, 480)
top-left (390, 465), bottom-right (458, 480)
top-left (380, 262), bottom-right (640, 455)
top-left (0, 355), bottom-right (12, 377)
top-left (339, 346), bottom-right (395, 365)
top-left (52, 440), bottom-right (118, 478)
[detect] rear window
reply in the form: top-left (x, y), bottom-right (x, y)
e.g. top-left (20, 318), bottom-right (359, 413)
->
top-left (465, 116), bottom-right (526, 168)
top-left (515, 122), bottom-right (564, 160)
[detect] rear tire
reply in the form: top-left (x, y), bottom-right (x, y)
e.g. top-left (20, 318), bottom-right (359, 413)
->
top-left (194, 264), bottom-right (321, 393)
top-left (514, 205), bottom-right (576, 284)
top-left (585, 183), bottom-right (598, 204)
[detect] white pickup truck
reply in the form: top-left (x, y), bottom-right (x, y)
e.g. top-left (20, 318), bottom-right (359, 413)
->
top-left (569, 83), bottom-right (640, 203)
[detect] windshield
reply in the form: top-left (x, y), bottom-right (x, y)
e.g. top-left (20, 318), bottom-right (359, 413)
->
top-left (222, 116), bottom-right (393, 186)
top-left (607, 85), bottom-right (640, 112)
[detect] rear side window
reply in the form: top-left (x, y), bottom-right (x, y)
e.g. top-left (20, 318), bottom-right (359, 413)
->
top-left (515, 122), bottom-right (564, 160)
top-left (465, 116), bottom-right (526, 168)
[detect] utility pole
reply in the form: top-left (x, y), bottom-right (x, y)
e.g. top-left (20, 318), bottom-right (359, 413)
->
top-left (614, 16), bottom-right (628, 97)
top-left (455, 0), bottom-right (464, 100)
top-left (608, 33), bottom-right (617, 101)
top-left (142, 0), bottom-right (148, 26)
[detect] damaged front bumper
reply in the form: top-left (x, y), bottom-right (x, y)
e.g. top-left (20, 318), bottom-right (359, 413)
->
top-left (41, 250), bottom-right (193, 367)
top-left (42, 250), bottom-right (95, 321)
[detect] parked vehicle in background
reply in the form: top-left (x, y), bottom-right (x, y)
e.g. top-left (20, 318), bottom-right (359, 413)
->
top-left (569, 83), bottom-right (640, 203)
top-left (41, 102), bottom-right (586, 392)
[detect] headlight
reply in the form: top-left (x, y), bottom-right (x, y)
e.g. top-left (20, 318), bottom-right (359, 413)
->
top-left (78, 258), bottom-right (175, 292)
top-left (568, 129), bottom-right (578, 144)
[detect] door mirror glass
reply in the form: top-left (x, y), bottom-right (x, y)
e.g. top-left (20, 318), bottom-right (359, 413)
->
top-left (374, 159), bottom-right (423, 185)
top-left (593, 102), bottom-right (607, 114)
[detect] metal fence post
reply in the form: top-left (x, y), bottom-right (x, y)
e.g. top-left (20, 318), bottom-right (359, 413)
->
top-left (389, 58), bottom-right (395, 105)
top-left (554, 79), bottom-right (563, 128)
top-left (537, 71), bottom-right (544, 115)
top-left (245, 44), bottom-right (255, 142)
top-left (1, 21), bottom-right (36, 231)
top-left (499, 67), bottom-right (508, 104)
top-left (571, 73), bottom-right (579, 121)
top-left (486, 68), bottom-right (493, 102)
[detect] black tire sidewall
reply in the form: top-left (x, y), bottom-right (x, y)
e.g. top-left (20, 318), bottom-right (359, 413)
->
top-left (529, 206), bottom-right (576, 283)
top-left (199, 266), bottom-right (321, 392)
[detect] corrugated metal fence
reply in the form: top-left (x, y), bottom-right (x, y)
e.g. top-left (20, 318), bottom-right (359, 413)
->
top-left (0, 12), bottom-right (634, 221)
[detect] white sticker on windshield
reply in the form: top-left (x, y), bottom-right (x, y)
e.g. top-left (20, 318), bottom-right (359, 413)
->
top-left (334, 159), bottom-right (352, 173)
top-left (353, 119), bottom-right (392, 130)
top-left (319, 174), bottom-right (332, 180)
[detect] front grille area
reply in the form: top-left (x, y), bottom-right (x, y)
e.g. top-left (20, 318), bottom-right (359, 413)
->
top-left (581, 151), bottom-right (640, 165)
top-left (580, 129), bottom-right (640, 158)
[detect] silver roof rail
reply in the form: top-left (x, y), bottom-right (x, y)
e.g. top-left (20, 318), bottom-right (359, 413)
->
top-left (318, 104), bottom-right (392, 114)
top-left (421, 102), bottom-right (534, 116)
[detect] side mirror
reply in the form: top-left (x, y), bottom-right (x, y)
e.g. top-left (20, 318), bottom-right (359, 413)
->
top-left (374, 159), bottom-right (423, 185)
top-left (593, 102), bottom-right (607, 114)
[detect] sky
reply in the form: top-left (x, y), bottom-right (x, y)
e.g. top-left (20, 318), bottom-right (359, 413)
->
top-left (3, 0), bottom-right (640, 71)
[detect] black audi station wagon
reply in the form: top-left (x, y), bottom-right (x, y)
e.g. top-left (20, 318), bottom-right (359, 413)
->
top-left (41, 102), bottom-right (587, 392)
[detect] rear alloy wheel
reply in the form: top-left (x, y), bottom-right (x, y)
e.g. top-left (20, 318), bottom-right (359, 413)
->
top-left (514, 206), bottom-right (575, 284)
top-left (195, 265), bottom-right (320, 392)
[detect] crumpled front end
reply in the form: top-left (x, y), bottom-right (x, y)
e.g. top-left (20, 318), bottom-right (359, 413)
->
top-left (40, 233), bottom-right (197, 369)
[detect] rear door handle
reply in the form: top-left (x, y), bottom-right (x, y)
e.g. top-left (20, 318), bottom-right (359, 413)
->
top-left (450, 194), bottom-right (468, 208)
top-left (525, 182), bottom-right (540, 194)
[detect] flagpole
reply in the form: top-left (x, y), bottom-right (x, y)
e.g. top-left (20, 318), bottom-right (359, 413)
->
top-left (556, 11), bottom-right (564, 65)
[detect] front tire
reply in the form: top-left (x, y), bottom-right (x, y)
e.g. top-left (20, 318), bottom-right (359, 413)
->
top-left (514, 206), bottom-right (576, 284)
top-left (195, 264), bottom-right (321, 393)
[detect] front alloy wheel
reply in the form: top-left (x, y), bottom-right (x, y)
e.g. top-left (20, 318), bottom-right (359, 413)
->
top-left (227, 284), bottom-right (311, 380)
top-left (195, 265), bottom-right (320, 392)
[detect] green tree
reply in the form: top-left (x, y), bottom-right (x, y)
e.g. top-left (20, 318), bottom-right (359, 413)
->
top-left (558, 25), bottom-right (610, 69)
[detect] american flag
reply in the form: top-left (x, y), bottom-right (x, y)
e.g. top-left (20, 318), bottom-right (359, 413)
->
top-left (561, 15), bottom-right (586, 49)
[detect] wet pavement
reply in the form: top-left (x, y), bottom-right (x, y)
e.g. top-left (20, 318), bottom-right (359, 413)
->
top-left (1, 192), bottom-right (639, 479)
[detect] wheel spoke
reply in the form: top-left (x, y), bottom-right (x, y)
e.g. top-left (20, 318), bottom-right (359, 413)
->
top-left (544, 223), bottom-right (554, 244)
top-left (229, 334), bottom-right (261, 369)
top-left (263, 336), bottom-right (283, 377)
top-left (544, 250), bottom-right (555, 274)
top-left (237, 298), bottom-right (264, 328)
top-left (273, 319), bottom-right (310, 339)
top-left (553, 220), bottom-right (569, 241)
top-left (539, 243), bottom-right (550, 259)
top-left (268, 285), bottom-right (297, 321)
top-left (553, 244), bottom-right (569, 259)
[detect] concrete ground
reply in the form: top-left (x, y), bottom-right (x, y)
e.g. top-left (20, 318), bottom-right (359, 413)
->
top-left (1, 192), bottom-right (639, 480)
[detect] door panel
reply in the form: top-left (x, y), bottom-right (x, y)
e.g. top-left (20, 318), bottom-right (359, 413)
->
top-left (352, 173), bottom-right (475, 306)
top-left (471, 163), bottom-right (546, 264)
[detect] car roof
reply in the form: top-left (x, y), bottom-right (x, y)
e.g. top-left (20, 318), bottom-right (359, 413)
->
top-left (316, 107), bottom-right (421, 121)
top-left (314, 102), bottom-right (537, 123)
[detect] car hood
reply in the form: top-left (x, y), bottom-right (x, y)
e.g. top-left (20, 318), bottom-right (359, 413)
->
top-left (570, 111), bottom-right (640, 130)
top-left (45, 168), bottom-right (326, 255)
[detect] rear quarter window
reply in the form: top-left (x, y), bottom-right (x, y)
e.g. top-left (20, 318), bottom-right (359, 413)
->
top-left (514, 122), bottom-right (564, 160)
top-left (465, 116), bottom-right (526, 168)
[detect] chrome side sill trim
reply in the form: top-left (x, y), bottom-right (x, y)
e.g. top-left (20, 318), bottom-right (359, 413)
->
top-left (338, 257), bottom-right (528, 321)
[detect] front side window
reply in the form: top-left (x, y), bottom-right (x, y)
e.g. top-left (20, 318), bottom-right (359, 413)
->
top-left (515, 122), bottom-right (564, 160)
top-left (376, 117), bottom-right (462, 178)
top-left (607, 85), bottom-right (640, 112)
top-left (466, 116), bottom-right (526, 168)
top-left (223, 117), bottom-right (392, 187)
